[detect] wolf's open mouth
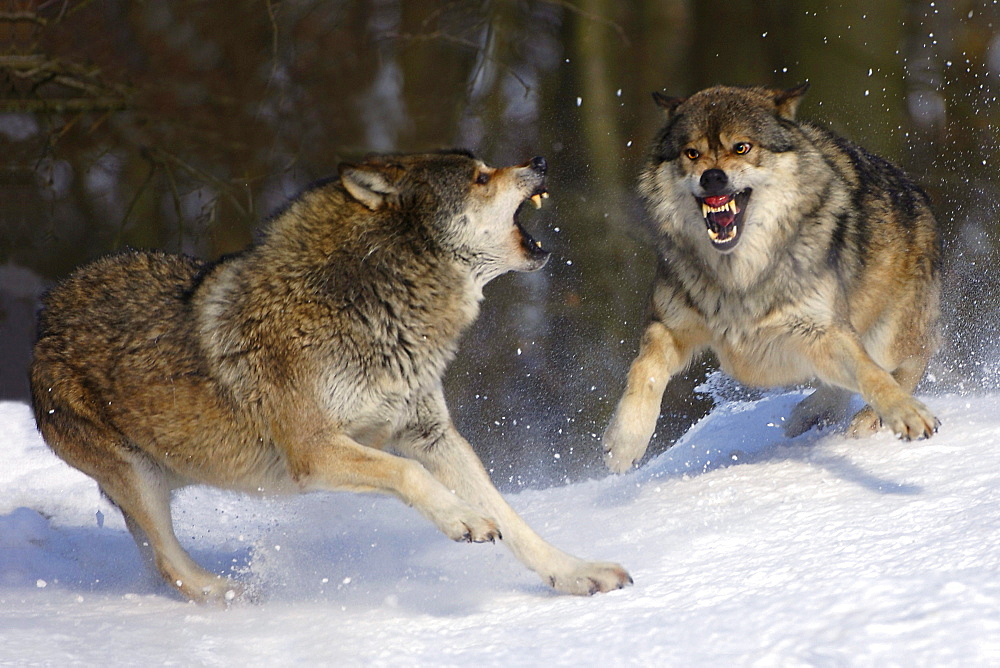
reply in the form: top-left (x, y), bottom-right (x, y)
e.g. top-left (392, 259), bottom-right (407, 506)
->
top-left (515, 186), bottom-right (551, 264)
top-left (697, 189), bottom-right (751, 251)
top-left (529, 189), bottom-right (549, 210)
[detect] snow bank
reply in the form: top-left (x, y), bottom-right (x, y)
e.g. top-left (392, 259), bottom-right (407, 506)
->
top-left (1, 394), bottom-right (998, 665)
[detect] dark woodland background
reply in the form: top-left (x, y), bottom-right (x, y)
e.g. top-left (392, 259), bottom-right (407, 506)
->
top-left (2, 0), bottom-right (999, 486)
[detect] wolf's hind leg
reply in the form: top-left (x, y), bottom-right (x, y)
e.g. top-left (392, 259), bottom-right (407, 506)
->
top-left (34, 396), bottom-right (240, 605)
top-left (785, 385), bottom-right (852, 438)
top-left (99, 453), bottom-right (243, 605)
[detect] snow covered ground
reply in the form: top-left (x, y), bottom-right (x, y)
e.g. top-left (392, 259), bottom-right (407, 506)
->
top-left (2, 389), bottom-right (999, 666)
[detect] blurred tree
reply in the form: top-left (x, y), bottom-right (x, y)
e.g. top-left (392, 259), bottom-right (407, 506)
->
top-left (2, 0), bottom-right (1000, 481)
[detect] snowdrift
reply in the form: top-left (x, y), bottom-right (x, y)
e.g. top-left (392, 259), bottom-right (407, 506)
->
top-left (2, 392), bottom-right (998, 665)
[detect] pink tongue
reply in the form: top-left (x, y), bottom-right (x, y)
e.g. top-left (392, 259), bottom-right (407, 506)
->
top-left (704, 195), bottom-right (731, 207)
top-left (708, 210), bottom-right (735, 228)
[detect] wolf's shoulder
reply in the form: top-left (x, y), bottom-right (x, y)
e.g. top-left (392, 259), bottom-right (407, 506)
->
top-left (797, 121), bottom-right (929, 202)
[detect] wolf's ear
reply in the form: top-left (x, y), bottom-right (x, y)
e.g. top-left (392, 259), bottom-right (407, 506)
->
top-left (652, 91), bottom-right (685, 118)
top-left (774, 82), bottom-right (810, 119)
top-left (339, 163), bottom-right (402, 210)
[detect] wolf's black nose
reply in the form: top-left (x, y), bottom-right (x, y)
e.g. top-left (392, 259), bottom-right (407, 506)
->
top-left (530, 156), bottom-right (547, 174)
top-left (700, 169), bottom-right (728, 194)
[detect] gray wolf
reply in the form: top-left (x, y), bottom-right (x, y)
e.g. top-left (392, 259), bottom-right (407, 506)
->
top-left (602, 84), bottom-right (941, 473)
top-left (30, 150), bottom-right (631, 603)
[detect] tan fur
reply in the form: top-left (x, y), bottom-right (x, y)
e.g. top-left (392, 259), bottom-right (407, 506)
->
top-left (31, 151), bottom-right (631, 603)
top-left (604, 85), bottom-right (941, 473)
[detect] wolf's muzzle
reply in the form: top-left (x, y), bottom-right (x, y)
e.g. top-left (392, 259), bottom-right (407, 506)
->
top-left (700, 168), bottom-right (728, 195)
top-left (694, 168), bottom-right (751, 252)
top-left (517, 156), bottom-right (550, 270)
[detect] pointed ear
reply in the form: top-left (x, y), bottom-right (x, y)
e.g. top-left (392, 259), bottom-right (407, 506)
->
top-left (652, 91), bottom-right (685, 118)
top-left (339, 163), bottom-right (401, 210)
top-left (774, 82), bottom-right (810, 119)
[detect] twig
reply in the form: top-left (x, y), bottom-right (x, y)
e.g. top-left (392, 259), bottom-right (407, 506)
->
top-left (149, 147), bottom-right (251, 221)
top-left (162, 160), bottom-right (186, 248)
top-left (115, 161), bottom-right (157, 248)
top-left (541, 0), bottom-right (629, 47)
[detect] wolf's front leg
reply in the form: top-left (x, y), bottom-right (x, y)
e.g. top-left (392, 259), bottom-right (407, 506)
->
top-left (285, 430), bottom-right (501, 544)
top-left (602, 320), bottom-right (694, 472)
top-left (804, 327), bottom-right (938, 440)
top-left (397, 391), bottom-right (632, 595)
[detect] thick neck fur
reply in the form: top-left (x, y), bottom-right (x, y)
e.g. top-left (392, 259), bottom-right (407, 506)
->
top-left (641, 124), bottom-right (844, 325)
top-left (196, 184), bottom-right (482, 402)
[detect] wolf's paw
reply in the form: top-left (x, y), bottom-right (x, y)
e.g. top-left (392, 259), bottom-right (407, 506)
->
top-left (177, 574), bottom-right (245, 608)
top-left (432, 504), bottom-right (501, 543)
top-left (415, 475), bottom-right (502, 543)
top-left (880, 397), bottom-right (939, 440)
top-left (602, 419), bottom-right (651, 474)
top-left (860, 397), bottom-right (939, 441)
top-left (846, 406), bottom-right (881, 438)
top-left (544, 559), bottom-right (633, 596)
top-left (451, 514), bottom-right (502, 544)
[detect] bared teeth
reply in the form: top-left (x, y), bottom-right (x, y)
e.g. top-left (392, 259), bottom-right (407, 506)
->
top-left (701, 198), bottom-right (738, 218)
top-left (707, 224), bottom-right (737, 243)
top-left (529, 192), bottom-right (549, 209)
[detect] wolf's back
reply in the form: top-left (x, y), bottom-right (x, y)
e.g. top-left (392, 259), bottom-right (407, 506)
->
top-left (37, 250), bottom-right (205, 337)
top-left (31, 250), bottom-right (209, 430)
top-left (797, 121), bottom-right (940, 287)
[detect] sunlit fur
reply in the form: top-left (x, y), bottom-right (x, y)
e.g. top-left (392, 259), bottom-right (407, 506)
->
top-left (31, 151), bottom-right (631, 604)
top-left (603, 85), bottom-right (941, 473)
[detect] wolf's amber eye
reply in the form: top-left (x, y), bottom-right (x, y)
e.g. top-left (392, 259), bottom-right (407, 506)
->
top-left (734, 142), bottom-right (752, 155)
top-left (684, 148), bottom-right (700, 160)
top-left (475, 172), bottom-right (491, 185)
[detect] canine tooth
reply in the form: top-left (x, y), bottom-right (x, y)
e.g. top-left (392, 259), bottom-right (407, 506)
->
top-left (531, 194), bottom-right (543, 209)
top-left (702, 203), bottom-right (711, 217)
top-left (535, 240), bottom-right (542, 248)
top-left (707, 224), bottom-right (738, 244)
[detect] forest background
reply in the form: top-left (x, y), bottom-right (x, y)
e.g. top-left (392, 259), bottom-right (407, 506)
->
top-left (1, 0), bottom-right (996, 485)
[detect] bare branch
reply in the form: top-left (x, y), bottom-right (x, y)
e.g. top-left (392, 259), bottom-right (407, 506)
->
top-left (148, 147), bottom-right (252, 222)
top-left (115, 162), bottom-right (157, 248)
top-left (541, 0), bottom-right (629, 47)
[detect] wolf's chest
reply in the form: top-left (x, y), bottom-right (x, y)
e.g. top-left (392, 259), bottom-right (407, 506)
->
top-left (713, 335), bottom-right (816, 387)
top-left (318, 345), bottom-right (448, 422)
top-left (708, 299), bottom-right (830, 387)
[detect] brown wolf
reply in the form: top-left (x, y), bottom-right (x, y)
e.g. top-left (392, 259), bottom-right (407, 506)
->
top-left (31, 151), bottom-right (631, 603)
top-left (603, 84), bottom-right (941, 473)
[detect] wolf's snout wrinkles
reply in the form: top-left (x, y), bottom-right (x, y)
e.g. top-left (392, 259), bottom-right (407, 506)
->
top-left (700, 168), bottom-right (728, 194)
top-left (529, 156), bottom-right (547, 175)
